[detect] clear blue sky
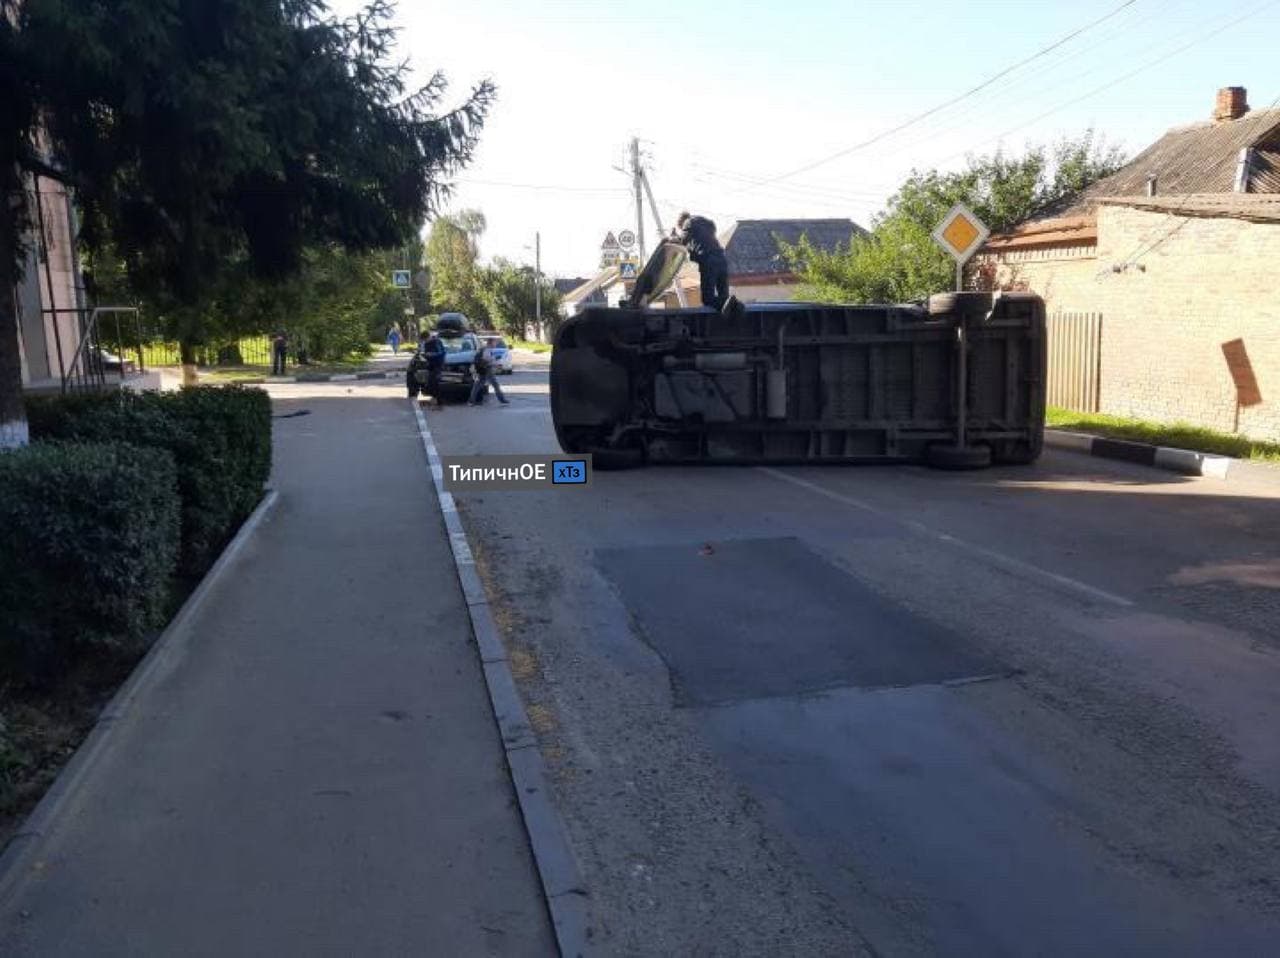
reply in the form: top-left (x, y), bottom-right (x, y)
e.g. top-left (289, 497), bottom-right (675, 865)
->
top-left (337, 0), bottom-right (1280, 275)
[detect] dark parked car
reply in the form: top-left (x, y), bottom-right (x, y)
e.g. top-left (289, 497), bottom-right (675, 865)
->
top-left (407, 314), bottom-right (482, 401)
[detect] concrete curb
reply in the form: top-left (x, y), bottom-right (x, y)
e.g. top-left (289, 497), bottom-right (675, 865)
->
top-left (411, 401), bottom-right (595, 958)
top-left (0, 489), bottom-right (280, 910)
top-left (1045, 429), bottom-right (1279, 485)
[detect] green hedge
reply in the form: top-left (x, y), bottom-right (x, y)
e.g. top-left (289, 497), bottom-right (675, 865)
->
top-left (0, 442), bottom-right (180, 679)
top-left (27, 387), bottom-right (272, 576)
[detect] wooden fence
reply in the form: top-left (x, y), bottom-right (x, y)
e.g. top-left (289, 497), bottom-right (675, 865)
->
top-left (1046, 311), bottom-right (1103, 413)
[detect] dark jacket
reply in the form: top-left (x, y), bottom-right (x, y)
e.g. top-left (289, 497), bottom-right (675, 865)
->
top-left (677, 215), bottom-right (725, 265)
top-left (422, 336), bottom-right (445, 368)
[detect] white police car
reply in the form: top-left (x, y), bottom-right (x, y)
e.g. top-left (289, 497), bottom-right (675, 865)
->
top-left (479, 334), bottom-right (514, 374)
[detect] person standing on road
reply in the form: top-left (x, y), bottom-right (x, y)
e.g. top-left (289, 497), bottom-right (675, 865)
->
top-left (387, 323), bottom-right (402, 355)
top-left (468, 339), bottom-right (509, 406)
top-left (424, 333), bottom-right (445, 405)
top-left (271, 329), bottom-right (288, 376)
top-left (674, 211), bottom-right (731, 311)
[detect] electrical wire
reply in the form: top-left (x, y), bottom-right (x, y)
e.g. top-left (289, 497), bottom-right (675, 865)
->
top-left (456, 178), bottom-right (629, 194)
top-left (744, 0), bottom-right (1143, 188)
top-left (1108, 88), bottom-right (1280, 269)
top-left (926, 0), bottom-right (1280, 170)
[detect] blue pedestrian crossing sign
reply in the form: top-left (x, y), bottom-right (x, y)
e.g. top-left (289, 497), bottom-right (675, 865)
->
top-left (619, 262), bottom-right (638, 279)
top-left (391, 270), bottom-right (411, 288)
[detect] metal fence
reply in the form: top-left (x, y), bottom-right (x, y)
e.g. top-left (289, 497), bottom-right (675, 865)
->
top-left (1046, 311), bottom-right (1103, 413)
top-left (99, 328), bottom-right (275, 368)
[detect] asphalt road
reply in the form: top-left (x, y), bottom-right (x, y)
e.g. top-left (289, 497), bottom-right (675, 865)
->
top-left (424, 350), bottom-right (1280, 956)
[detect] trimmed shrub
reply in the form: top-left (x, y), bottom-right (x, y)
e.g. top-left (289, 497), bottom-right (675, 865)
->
top-left (170, 386), bottom-right (272, 523)
top-left (27, 387), bottom-right (272, 576)
top-left (0, 442), bottom-right (180, 680)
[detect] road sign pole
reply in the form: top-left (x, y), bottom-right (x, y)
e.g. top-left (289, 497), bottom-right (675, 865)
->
top-left (956, 315), bottom-right (968, 450)
top-left (930, 203), bottom-right (989, 456)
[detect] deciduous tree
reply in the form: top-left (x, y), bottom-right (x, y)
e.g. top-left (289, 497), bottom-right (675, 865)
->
top-left (781, 132), bottom-right (1125, 304)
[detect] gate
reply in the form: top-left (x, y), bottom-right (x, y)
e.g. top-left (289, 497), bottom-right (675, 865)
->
top-left (1047, 311), bottom-right (1102, 412)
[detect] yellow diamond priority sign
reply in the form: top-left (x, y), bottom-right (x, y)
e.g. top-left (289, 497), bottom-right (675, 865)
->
top-left (932, 202), bottom-right (990, 264)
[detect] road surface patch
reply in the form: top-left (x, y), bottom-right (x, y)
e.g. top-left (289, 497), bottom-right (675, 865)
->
top-left (596, 536), bottom-right (999, 707)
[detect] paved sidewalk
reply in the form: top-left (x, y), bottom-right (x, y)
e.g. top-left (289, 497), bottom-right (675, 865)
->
top-left (0, 393), bottom-right (555, 956)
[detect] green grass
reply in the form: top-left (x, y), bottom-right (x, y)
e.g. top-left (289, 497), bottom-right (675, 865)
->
top-left (133, 335), bottom-right (275, 369)
top-left (510, 339), bottom-right (553, 354)
top-left (1046, 407), bottom-right (1280, 463)
top-left (197, 360), bottom-right (369, 383)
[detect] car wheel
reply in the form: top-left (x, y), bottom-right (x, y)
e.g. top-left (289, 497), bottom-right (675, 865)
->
top-left (927, 291), bottom-right (993, 317)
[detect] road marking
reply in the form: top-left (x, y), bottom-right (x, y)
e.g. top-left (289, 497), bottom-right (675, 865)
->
top-left (759, 467), bottom-right (1134, 608)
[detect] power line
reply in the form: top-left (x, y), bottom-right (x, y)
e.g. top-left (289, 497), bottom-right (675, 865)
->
top-left (1110, 87), bottom-right (1280, 268)
top-left (747, 0), bottom-right (1142, 187)
top-left (456, 178), bottom-right (629, 194)
top-left (818, 0), bottom-right (1191, 171)
top-left (928, 0), bottom-right (1280, 170)
top-left (673, 0), bottom-right (1159, 201)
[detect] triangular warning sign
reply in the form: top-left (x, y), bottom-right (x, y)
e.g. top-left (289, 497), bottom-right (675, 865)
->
top-left (601, 231), bottom-right (619, 249)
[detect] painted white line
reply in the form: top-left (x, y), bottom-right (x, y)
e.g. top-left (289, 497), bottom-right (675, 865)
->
top-left (759, 467), bottom-right (1134, 609)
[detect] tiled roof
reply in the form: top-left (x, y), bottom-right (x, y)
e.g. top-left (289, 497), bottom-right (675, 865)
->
top-left (553, 277), bottom-right (590, 295)
top-left (1094, 193), bottom-right (1280, 223)
top-left (720, 218), bottom-right (866, 276)
top-left (1042, 107), bottom-right (1280, 220)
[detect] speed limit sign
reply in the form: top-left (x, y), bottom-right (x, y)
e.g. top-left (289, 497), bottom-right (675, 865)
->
top-left (618, 229), bottom-right (636, 249)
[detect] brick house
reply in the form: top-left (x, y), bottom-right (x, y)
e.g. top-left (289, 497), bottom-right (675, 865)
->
top-left (978, 87), bottom-right (1280, 439)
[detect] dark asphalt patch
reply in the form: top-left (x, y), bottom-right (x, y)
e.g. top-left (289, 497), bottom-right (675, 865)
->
top-left (596, 536), bottom-right (997, 706)
top-left (272, 409), bottom-right (312, 419)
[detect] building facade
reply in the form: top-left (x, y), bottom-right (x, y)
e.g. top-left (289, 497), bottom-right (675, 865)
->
top-left (11, 166), bottom-right (87, 390)
top-left (978, 87), bottom-right (1280, 440)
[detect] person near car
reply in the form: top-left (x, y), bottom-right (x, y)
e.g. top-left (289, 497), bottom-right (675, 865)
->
top-left (468, 340), bottom-right (509, 406)
top-left (674, 211), bottom-right (730, 311)
top-left (424, 333), bottom-right (445, 403)
top-left (271, 329), bottom-right (288, 376)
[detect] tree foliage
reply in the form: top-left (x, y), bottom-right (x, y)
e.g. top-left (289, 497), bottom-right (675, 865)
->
top-left (424, 210), bottom-right (489, 323)
top-left (1, 0), bottom-right (493, 429)
top-left (478, 258), bottom-right (561, 338)
top-left (781, 132), bottom-right (1126, 304)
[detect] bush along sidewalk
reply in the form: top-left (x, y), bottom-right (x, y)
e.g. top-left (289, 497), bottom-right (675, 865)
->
top-left (1, 386), bottom-right (272, 838)
top-left (0, 442), bottom-right (181, 682)
top-left (27, 387), bottom-right (272, 576)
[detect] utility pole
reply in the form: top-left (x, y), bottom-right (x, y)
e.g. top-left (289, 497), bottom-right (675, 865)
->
top-left (534, 231), bottom-right (542, 335)
top-left (630, 137), bottom-right (646, 262)
top-left (639, 169), bottom-right (688, 307)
